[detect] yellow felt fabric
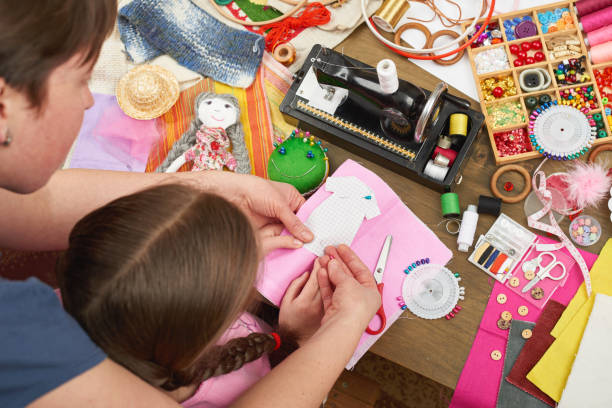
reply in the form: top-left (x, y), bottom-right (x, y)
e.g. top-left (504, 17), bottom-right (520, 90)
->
top-left (527, 239), bottom-right (612, 402)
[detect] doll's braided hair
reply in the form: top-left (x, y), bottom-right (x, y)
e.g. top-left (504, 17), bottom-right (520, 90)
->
top-left (57, 184), bottom-right (283, 392)
top-left (156, 92), bottom-right (251, 174)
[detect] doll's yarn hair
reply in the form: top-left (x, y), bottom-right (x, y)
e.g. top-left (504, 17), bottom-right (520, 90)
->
top-left (57, 184), bottom-right (274, 391)
top-left (156, 92), bottom-right (251, 174)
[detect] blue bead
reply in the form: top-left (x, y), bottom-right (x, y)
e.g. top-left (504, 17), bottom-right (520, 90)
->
top-left (504, 20), bottom-right (513, 28)
top-left (454, 273), bottom-right (460, 277)
top-left (425, 258), bottom-right (430, 263)
top-left (279, 147), bottom-right (286, 155)
top-left (408, 265), bottom-right (412, 271)
top-left (513, 17), bottom-right (522, 24)
top-left (401, 305), bottom-right (408, 310)
top-left (364, 195), bottom-right (372, 200)
top-left (404, 269), bottom-right (409, 274)
top-left (412, 263), bottom-right (417, 268)
top-left (416, 260), bottom-right (421, 266)
top-left (316, 141), bottom-right (321, 145)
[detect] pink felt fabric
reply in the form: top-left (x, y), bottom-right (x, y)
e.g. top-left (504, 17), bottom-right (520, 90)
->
top-left (450, 239), bottom-right (597, 408)
top-left (257, 159), bottom-right (452, 369)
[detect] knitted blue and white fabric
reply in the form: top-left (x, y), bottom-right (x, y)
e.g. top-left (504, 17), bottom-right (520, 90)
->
top-left (118, 0), bottom-right (265, 88)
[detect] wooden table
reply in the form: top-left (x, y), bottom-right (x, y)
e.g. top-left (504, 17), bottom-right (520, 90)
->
top-left (316, 25), bottom-right (612, 390)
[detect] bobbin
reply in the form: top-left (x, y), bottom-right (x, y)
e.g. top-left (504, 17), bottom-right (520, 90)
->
top-left (273, 43), bottom-right (296, 66)
top-left (490, 164), bottom-right (532, 204)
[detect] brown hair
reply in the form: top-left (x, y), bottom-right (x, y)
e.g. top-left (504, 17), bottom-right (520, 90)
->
top-left (57, 184), bottom-right (277, 391)
top-left (0, 0), bottom-right (117, 108)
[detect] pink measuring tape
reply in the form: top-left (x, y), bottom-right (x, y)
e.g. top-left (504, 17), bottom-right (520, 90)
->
top-left (527, 161), bottom-right (592, 295)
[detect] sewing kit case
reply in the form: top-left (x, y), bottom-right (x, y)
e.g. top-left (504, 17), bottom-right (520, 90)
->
top-left (280, 45), bottom-right (485, 192)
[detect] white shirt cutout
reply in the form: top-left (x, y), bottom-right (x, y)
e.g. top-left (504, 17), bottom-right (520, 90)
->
top-left (303, 176), bottom-right (381, 256)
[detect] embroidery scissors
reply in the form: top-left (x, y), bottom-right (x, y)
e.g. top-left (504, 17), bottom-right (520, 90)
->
top-left (366, 234), bottom-right (392, 335)
top-left (521, 252), bottom-right (567, 293)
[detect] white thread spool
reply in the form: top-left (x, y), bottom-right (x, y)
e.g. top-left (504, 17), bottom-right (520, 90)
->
top-left (423, 160), bottom-right (449, 181)
top-left (377, 59), bottom-right (399, 94)
top-left (457, 204), bottom-right (479, 252)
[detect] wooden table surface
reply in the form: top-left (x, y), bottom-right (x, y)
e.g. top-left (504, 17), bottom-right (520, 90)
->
top-left (316, 25), bottom-right (612, 390)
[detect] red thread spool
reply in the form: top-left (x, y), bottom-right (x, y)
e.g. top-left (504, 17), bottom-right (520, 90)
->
top-left (576, 0), bottom-right (612, 16)
top-left (433, 146), bottom-right (458, 166)
top-left (580, 5), bottom-right (612, 33)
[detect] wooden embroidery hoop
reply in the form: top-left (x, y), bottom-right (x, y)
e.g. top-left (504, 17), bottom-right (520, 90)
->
top-left (490, 164), bottom-right (532, 203)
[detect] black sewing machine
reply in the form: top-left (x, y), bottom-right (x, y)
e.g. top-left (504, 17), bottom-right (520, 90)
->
top-left (279, 45), bottom-right (485, 192)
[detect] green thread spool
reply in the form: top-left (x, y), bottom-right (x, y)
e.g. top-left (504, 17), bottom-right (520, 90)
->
top-left (441, 192), bottom-right (460, 218)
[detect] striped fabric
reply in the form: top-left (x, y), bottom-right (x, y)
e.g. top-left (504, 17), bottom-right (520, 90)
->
top-left (146, 54), bottom-right (295, 178)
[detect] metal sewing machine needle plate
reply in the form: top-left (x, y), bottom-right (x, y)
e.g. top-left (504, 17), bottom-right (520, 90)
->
top-left (401, 264), bottom-right (463, 320)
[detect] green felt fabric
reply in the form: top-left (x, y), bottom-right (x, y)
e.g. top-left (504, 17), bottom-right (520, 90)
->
top-left (267, 135), bottom-right (328, 194)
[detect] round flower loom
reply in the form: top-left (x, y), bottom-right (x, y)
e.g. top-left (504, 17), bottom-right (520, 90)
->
top-left (528, 100), bottom-right (596, 160)
top-left (401, 263), bottom-right (465, 320)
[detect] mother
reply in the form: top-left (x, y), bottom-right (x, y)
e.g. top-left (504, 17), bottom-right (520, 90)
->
top-left (0, 1), bottom-right (379, 407)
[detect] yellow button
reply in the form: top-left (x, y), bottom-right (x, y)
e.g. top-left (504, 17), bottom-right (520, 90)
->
top-left (524, 270), bottom-right (535, 280)
top-left (491, 350), bottom-right (502, 361)
top-left (522, 329), bottom-right (533, 339)
top-left (518, 305), bottom-right (529, 316)
top-left (509, 277), bottom-right (520, 287)
top-left (497, 294), bottom-right (507, 304)
top-left (501, 311), bottom-right (513, 321)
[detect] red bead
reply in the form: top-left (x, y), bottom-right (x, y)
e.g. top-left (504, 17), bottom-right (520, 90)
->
top-left (517, 51), bottom-right (527, 59)
top-left (492, 86), bottom-right (504, 98)
top-left (531, 40), bottom-right (542, 50)
top-left (525, 57), bottom-right (535, 65)
top-left (521, 42), bottom-right (531, 51)
top-left (513, 59), bottom-right (524, 67)
top-left (534, 51), bottom-right (545, 61)
top-left (210, 141), bottom-right (220, 150)
top-left (509, 44), bottom-right (520, 55)
top-left (504, 182), bottom-right (514, 192)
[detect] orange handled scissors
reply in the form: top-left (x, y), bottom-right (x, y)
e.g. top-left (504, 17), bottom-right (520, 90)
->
top-left (366, 235), bottom-right (392, 335)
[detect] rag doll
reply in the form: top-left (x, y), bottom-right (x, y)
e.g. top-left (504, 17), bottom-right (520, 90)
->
top-left (156, 92), bottom-right (251, 173)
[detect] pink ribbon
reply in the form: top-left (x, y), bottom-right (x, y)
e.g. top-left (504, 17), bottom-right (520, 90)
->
top-left (527, 163), bottom-right (592, 295)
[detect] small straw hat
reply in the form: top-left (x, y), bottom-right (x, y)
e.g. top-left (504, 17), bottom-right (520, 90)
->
top-left (116, 65), bottom-right (180, 120)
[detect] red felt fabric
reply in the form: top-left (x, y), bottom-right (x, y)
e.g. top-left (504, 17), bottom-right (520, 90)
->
top-left (506, 300), bottom-right (566, 406)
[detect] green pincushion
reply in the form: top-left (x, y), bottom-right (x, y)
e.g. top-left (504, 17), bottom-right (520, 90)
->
top-left (267, 131), bottom-right (329, 195)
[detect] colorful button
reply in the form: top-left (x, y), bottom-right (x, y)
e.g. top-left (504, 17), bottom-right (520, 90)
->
top-left (497, 318), bottom-right (511, 330)
top-left (518, 305), bottom-right (529, 316)
top-left (497, 294), bottom-right (508, 304)
top-left (509, 277), bottom-right (520, 287)
top-left (522, 329), bottom-right (533, 339)
top-left (524, 270), bottom-right (535, 280)
top-left (491, 350), bottom-right (503, 360)
top-left (501, 311), bottom-right (513, 321)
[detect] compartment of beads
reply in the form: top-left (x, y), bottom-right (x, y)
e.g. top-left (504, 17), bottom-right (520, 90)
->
top-left (463, 0), bottom-right (612, 164)
top-left (467, 18), bottom-right (504, 49)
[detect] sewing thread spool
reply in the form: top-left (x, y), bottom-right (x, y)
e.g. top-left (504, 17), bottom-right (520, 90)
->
top-left (437, 136), bottom-right (452, 149)
top-left (576, 0), bottom-right (612, 16)
top-left (377, 59), bottom-right (399, 94)
top-left (372, 0), bottom-right (410, 33)
top-left (433, 153), bottom-right (450, 167)
top-left (589, 40), bottom-right (612, 64)
top-left (579, 6), bottom-right (612, 33)
top-left (424, 160), bottom-right (449, 182)
top-left (457, 205), bottom-right (478, 252)
top-left (440, 192), bottom-right (460, 218)
top-left (449, 113), bottom-right (469, 137)
top-left (584, 25), bottom-right (612, 47)
top-left (273, 43), bottom-right (296, 66)
top-left (477, 195), bottom-right (502, 216)
top-left (433, 146), bottom-right (457, 166)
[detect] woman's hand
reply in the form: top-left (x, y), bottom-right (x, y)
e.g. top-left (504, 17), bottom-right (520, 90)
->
top-left (202, 172), bottom-right (313, 245)
top-left (317, 245), bottom-right (380, 329)
top-left (279, 260), bottom-right (324, 345)
top-left (257, 223), bottom-right (303, 257)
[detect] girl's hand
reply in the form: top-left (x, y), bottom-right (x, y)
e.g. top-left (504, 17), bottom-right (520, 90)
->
top-left (257, 223), bottom-right (303, 257)
top-left (317, 245), bottom-right (381, 329)
top-left (279, 260), bottom-right (324, 345)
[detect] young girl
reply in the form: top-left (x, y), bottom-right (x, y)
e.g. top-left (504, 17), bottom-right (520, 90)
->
top-left (57, 184), bottom-right (301, 406)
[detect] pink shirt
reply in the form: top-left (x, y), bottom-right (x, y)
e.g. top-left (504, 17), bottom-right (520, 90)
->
top-left (182, 313), bottom-right (271, 408)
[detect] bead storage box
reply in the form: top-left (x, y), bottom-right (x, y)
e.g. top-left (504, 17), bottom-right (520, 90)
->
top-left (463, 1), bottom-right (612, 165)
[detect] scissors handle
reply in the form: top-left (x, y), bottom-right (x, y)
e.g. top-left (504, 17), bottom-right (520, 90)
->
top-left (544, 262), bottom-right (567, 280)
top-left (366, 283), bottom-right (386, 335)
